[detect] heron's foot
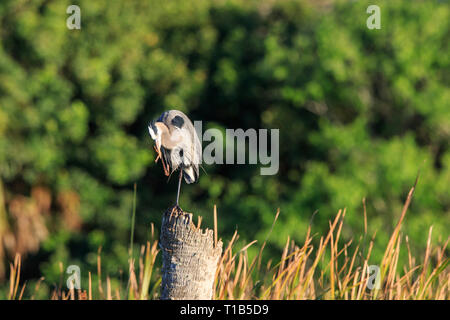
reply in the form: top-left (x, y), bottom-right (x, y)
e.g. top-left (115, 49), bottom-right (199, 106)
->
top-left (169, 204), bottom-right (183, 217)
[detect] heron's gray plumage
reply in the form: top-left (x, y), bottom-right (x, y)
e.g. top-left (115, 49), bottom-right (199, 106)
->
top-left (149, 110), bottom-right (202, 185)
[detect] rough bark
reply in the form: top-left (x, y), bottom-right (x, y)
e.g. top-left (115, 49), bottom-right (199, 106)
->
top-left (160, 206), bottom-right (223, 300)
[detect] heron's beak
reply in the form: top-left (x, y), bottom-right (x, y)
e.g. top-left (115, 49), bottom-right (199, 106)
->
top-left (153, 142), bottom-right (170, 176)
top-left (153, 145), bottom-right (161, 162)
top-left (154, 139), bottom-right (162, 160)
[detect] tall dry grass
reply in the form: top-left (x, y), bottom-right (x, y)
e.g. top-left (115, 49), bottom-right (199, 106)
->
top-left (5, 184), bottom-right (449, 300)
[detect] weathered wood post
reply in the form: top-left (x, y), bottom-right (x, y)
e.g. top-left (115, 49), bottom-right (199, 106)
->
top-left (160, 206), bottom-right (223, 300)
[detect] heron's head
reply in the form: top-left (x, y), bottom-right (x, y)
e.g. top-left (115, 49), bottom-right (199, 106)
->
top-left (148, 121), bottom-right (164, 150)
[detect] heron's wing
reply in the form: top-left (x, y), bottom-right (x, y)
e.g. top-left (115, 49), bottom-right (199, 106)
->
top-left (177, 120), bottom-right (201, 170)
top-left (161, 110), bottom-right (189, 132)
top-left (192, 128), bottom-right (201, 178)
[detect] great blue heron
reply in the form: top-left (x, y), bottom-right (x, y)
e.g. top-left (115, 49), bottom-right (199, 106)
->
top-left (148, 110), bottom-right (202, 207)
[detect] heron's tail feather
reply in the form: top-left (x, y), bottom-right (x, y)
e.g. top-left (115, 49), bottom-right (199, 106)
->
top-left (183, 166), bottom-right (198, 184)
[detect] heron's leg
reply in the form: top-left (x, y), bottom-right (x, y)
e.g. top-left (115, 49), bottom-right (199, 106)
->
top-left (176, 169), bottom-right (183, 207)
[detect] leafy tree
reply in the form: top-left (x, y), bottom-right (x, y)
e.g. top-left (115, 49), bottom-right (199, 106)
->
top-left (0, 0), bottom-right (448, 291)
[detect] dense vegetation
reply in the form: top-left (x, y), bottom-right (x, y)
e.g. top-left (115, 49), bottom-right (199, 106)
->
top-left (0, 0), bottom-right (448, 298)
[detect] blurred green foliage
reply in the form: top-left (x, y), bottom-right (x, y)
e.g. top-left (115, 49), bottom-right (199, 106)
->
top-left (0, 0), bottom-right (449, 296)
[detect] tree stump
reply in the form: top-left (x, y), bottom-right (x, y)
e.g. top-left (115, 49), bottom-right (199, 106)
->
top-left (160, 206), bottom-right (223, 300)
